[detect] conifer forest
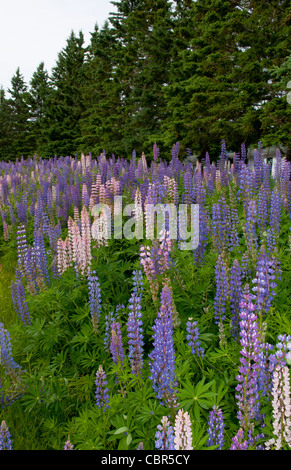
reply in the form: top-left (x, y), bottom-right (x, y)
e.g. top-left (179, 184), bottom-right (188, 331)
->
top-left (0, 0), bottom-right (291, 453)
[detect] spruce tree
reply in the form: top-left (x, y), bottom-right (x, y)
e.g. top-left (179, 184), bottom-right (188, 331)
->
top-left (42, 31), bottom-right (86, 157)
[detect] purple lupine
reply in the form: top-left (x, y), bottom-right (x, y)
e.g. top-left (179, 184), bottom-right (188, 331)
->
top-left (155, 416), bottom-right (175, 450)
top-left (235, 286), bottom-right (261, 434)
top-left (64, 439), bottom-right (74, 450)
top-left (257, 187), bottom-right (269, 234)
top-left (207, 406), bottom-right (225, 449)
top-left (87, 270), bottom-right (101, 333)
top-left (243, 199), bottom-right (258, 256)
top-left (110, 320), bottom-right (125, 367)
top-left (11, 280), bottom-right (31, 325)
top-left (0, 420), bottom-right (13, 450)
top-left (33, 230), bottom-right (50, 287)
top-left (148, 285), bottom-right (177, 407)
top-left (229, 259), bottom-right (242, 338)
top-left (0, 322), bottom-right (22, 373)
top-left (186, 318), bottom-right (205, 359)
top-left (132, 269), bottom-right (143, 300)
top-left (95, 364), bottom-right (110, 410)
top-left (270, 188), bottom-right (281, 234)
top-left (193, 204), bottom-right (208, 266)
top-left (252, 245), bottom-right (277, 316)
top-left (230, 428), bottom-right (249, 450)
top-left (213, 255), bottom-right (229, 325)
top-left (127, 293), bottom-right (144, 376)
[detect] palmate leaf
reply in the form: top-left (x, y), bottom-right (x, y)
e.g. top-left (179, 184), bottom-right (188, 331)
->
top-left (177, 377), bottom-right (216, 418)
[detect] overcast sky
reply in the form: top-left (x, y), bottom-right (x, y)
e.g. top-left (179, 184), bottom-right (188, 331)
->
top-left (0, 0), bottom-right (117, 93)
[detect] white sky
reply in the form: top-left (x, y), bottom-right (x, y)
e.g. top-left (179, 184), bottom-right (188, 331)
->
top-left (0, 0), bottom-right (117, 93)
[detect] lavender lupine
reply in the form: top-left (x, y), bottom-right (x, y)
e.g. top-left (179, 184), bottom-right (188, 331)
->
top-left (155, 416), bottom-right (175, 450)
top-left (64, 439), bottom-right (74, 450)
top-left (235, 287), bottom-right (261, 436)
top-left (174, 409), bottom-right (193, 450)
top-left (270, 188), bottom-right (281, 234)
top-left (87, 270), bottom-right (101, 333)
top-left (0, 421), bottom-right (13, 450)
top-left (110, 320), bottom-right (125, 367)
top-left (243, 199), bottom-right (258, 258)
top-left (95, 365), bottom-right (110, 410)
top-left (127, 293), bottom-right (144, 376)
top-left (186, 318), bottom-right (205, 359)
top-left (229, 259), bottom-right (242, 338)
top-left (148, 285), bottom-right (177, 407)
top-left (0, 322), bottom-right (22, 373)
top-left (207, 406), bottom-right (225, 450)
top-left (252, 245), bottom-right (277, 317)
top-left (230, 428), bottom-right (249, 450)
top-left (213, 255), bottom-right (229, 326)
top-left (10, 280), bottom-right (31, 325)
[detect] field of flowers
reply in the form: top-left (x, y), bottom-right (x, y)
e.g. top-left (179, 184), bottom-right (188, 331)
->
top-left (0, 142), bottom-right (291, 451)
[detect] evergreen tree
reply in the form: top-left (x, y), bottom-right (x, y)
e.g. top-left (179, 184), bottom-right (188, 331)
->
top-left (27, 62), bottom-right (52, 156)
top-left (0, 87), bottom-right (14, 161)
top-left (79, 22), bottom-right (124, 157)
top-left (6, 68), bottom-right (32, 159)
top-left (42, 31), bottom-right (87, 157)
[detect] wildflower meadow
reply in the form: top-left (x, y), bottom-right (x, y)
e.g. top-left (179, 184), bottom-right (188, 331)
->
top-left (0, 142), bottom-right (291, 452)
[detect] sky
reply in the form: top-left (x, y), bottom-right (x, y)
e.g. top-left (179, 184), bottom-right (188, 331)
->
top-left (0, 0), bottom-right (118, 93)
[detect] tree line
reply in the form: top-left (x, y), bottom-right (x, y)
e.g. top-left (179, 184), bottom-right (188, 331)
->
top-left (0, 0), bottom-right (290, 162)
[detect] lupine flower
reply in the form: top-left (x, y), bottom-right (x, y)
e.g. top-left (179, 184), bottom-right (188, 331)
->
top-left (0, 322), bottom-right (22, 373)
top-left (64, 439), bottom-right (74, 450)
top-left (235, 287), bottom-right (261, 434)
top-left (0, 421), bottom-right (13, 450)
top-left (252, 245), bottom-right (277, 316)
top-left (11, 279), bottom-right (31, 325)
top-left (230, 428), bottom-right (249, 450)
top-left (174, 409), bottom-right (193, 450)
top-left (207, 406), bottom-right (225, 449)
top-left (127, 293), bottom-right (144, 376)
top-left (229, 259), bottom-right (242, 338)
top-left (186, 318), bottom-right (204, 358)
top-left (265, 364), bottom-right (291, 450)
top-left (148, 285), bottom-right (177, 407)
top-left (95, 365), bottom-right (110, 410)
top-left (270, 188), bottom-right (281, 234)
top-left (110, 320), bottom-right (125, 367)
top-left (87, 270), bottom-right (101, 333)
top-left (213, 255), bottom-right (229, 325)
top-left (155, 416), bottom-right (175, 450)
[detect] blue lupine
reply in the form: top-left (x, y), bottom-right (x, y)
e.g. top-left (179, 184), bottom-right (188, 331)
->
top-left (127, 293), bottom-right (144, 376)
top-left (235, 287), bottom-right (261, 433)
top-left (270, 188), bottom-right (281, 234)
top-left (148, 285), bottom-right (177, 407)
top-left (110, 320), bottom-right (125, 367)
top-left (10, 280), bottom-right (31, 325)
top-left (207, 406), bottom-right (225, 449)
top-left (193, 204), bottom-right (208, 265)
top-left (229, 259), bottom-right (242, 338)
top-left (213, 255), bottom-right (229, 325)
top-left (0, 421), bottom-right (13, 450)
top-left (252, 245), bottom-right (277, 316)
top-left (87, 270), bottom-right (101, 333)
top-left (186, 318), bottom-right (205, 359)
top-left (95, 364), bottom-right (110, 410)
top-left (0, 323), bottom-right (22, 373)
top-left (155, 416), bottom-right (175, 450)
